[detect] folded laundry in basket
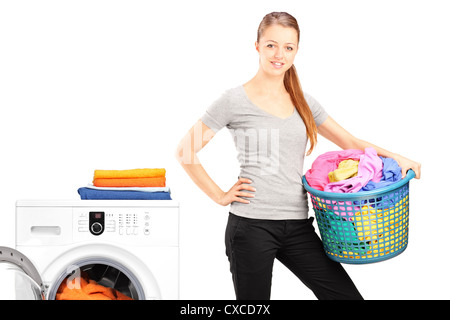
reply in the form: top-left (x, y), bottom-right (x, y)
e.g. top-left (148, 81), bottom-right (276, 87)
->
top-left (78, 187), bottom-right (172, 200)
top-left (324, 148), bottom-right (383, 193)
top-left (93, 177), bottom-right (166, 188)
top-left (56, 272), bottom-right (133, 300)
top-left (93, 168), bottom-right (166, 180)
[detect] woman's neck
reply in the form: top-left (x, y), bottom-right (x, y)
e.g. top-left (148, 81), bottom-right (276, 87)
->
top-left (245, 68), bottom-right (287, 96)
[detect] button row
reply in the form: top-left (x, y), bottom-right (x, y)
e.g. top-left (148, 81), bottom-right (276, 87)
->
top-left (76, 214), bottom-right (150, 235)
top-left (119, 227), bottom-right (138, 235)
top-left (78, 219), bottom-right (88, 232)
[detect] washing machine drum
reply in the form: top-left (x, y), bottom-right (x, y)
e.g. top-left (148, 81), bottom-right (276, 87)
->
top-left (0, 247), bottom-right (45, 300)
top-left (1, 247), bottom-right (143, 300)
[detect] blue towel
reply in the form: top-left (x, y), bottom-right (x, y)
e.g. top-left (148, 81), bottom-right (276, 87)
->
top-left (78, 187), bottom-right (172, 200)
top-left (355, 157), bottom-right (402, 210)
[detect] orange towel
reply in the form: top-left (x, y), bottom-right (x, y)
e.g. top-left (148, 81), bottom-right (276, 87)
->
top-left (93, 168), bottom-right (165, 180)
top-left (56, 273), bottom-right (133, 300)
top-left (93, 177), bottom-right (166, 188)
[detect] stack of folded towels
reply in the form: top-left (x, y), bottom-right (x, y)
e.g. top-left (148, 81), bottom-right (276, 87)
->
top-left (78, 168), bottom-right (171, 200)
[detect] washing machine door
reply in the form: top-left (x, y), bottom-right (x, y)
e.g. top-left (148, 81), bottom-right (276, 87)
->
top-left (0, 247), bottom-right (45, 300)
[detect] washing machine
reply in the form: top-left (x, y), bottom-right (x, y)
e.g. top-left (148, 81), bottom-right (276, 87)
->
top-left (0, 199), bottom-right (179, 300)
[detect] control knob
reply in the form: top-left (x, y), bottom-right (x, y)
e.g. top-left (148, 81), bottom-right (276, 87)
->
top-left (91, 222), bottom-right (103, 235)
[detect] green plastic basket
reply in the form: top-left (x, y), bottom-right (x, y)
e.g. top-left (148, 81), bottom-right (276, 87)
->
top-left (302, 170), bottom-right (415, 264)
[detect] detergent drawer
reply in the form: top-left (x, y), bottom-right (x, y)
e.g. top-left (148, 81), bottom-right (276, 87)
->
top-left (15, 200), bottom-right (179, 247)
top-left (16, 206), bottom-right (73, 246)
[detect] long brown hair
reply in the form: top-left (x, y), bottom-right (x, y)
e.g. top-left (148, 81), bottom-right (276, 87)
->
top-left (257, 12), bottom-right (318, 156)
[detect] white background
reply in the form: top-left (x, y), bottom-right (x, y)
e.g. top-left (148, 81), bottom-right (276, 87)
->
top-left (1, 0), bottom-right (449, 300)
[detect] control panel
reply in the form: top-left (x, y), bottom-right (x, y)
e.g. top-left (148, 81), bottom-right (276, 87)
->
top-left (73, 207), bottom-right (178, 246)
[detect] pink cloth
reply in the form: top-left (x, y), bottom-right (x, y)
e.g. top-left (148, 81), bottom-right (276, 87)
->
top-left (305, 149), bottom-right (364, 191)
top-left (324, 148), bottom-right (383, 193)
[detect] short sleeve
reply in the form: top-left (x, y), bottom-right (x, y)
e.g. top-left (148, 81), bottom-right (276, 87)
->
top-left (200, 90), bottom-right (233, 133)
top-left (304, 92), bottom-right (328, 127)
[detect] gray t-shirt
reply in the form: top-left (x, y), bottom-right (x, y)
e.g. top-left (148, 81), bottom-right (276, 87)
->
top-left (201, 85), bottom-right (328, 220)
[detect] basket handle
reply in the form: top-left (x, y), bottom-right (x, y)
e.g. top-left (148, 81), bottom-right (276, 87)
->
top-left (405, 169), bottom-right (416, 181)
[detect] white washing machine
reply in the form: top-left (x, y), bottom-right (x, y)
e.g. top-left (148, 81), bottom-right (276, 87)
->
top-left (0, 199), bottom-right (179, 300)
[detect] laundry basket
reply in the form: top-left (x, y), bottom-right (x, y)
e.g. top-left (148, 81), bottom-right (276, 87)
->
top-left (302, 170), bottom-right (415, 264)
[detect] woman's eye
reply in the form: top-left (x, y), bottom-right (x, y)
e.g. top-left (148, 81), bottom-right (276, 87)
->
top-left (286, 46), bottom-right (293, 51)
top-left (267, 44), bottom-right (274, 48)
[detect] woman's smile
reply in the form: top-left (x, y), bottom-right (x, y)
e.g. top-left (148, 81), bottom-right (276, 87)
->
top-left (270, 61), bottom-right (285, 69)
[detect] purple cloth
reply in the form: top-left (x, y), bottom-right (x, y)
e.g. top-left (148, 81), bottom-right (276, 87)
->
top-left (324, 148), bottom-right (383, 193)
top-left (304, 149), bottom-right (364, 191)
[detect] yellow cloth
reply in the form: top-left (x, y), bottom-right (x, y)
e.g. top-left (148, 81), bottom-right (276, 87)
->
top-left (93, 168), bottom-right (166, 180)
top-left (328, 160), bottom-right (359, 183)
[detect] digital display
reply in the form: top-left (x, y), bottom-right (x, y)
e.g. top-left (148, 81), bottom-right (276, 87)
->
top-left (94, 213), bottom-right (102, 219)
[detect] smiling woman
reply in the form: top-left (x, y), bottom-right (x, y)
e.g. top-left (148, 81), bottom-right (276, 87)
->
top-left (253, 13), bottom-right (319, 155)
top-left (176, 8), bottom-right (421, 300)
top-left (176, 11), bottom-right (364, 300)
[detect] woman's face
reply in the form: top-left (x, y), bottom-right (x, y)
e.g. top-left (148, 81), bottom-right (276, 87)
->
top-left (256, 24), bottom-right (299, 77)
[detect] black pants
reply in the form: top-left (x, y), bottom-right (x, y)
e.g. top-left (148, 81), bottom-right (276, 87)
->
top-left (225, 213), bottom-right (363, 300)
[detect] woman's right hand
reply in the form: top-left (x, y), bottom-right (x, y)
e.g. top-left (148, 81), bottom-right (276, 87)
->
top-left (216, 178), bottom-right (256, 206)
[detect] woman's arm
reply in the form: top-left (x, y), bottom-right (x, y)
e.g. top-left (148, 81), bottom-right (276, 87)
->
top-left (175, 119), bottom-right (255, 205)
top-left (317, 116), bottom-right (421, 179)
